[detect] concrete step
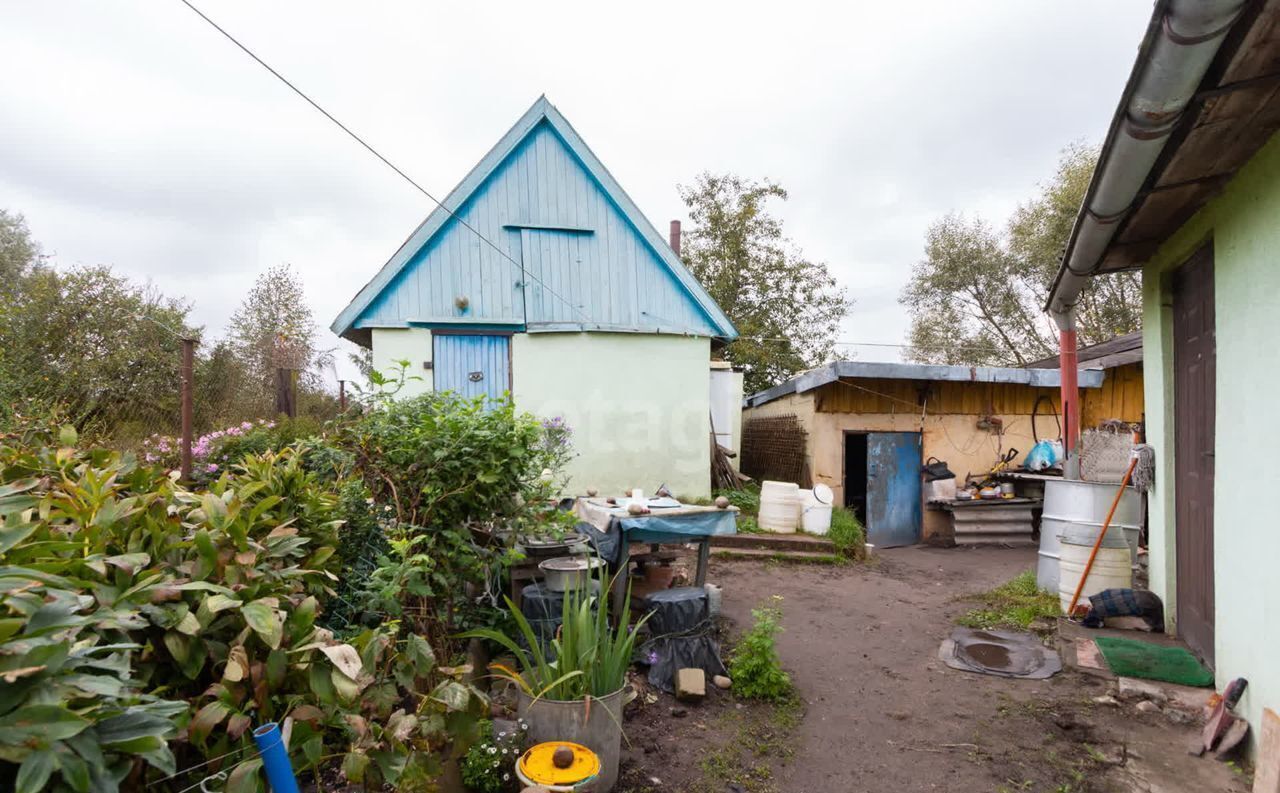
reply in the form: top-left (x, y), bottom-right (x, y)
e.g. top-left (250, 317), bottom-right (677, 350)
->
top-left (710, 532), bottom-right (836, 554)
top-left (711, 546), bottom-right (845, 564)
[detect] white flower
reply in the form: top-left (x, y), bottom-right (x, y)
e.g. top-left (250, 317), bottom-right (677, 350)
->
top-left (503, 773), bottom-right (510, 781)
top-left (487, 746), bottom-right (497, 755)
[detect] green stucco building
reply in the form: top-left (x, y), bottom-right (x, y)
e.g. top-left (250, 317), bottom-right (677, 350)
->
top-left (1047, 0), bottom-right (1280, 751)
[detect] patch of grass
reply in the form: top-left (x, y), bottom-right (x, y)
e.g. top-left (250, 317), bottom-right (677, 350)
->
top-left (956, 571), bottom-right (1060, 630)
top-left (736, 514), bottom-right (763, 534)
top-left (688, 694), bottom-right (804, 793)
top-left (715, 484), bottom-right (760, 514)
top-left (827, 506), bottom-right (865, 559)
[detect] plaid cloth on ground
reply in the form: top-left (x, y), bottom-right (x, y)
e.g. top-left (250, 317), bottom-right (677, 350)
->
top-left (1082, 588), bottom-right (1165, 631)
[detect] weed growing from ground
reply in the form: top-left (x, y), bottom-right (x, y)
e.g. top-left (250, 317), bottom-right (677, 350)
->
top-left (956, 570), bottom-right (1061, 630)
top-left (827, 506), bottom-right (865, 558)
top-left (730, 596), bottom-right (792, 700)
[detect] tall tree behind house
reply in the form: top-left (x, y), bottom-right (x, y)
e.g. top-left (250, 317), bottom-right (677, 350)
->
top-left (680, 173), bottom-right (854, 394)
top-left (226, 263), bottom-right (332, 413)
top-left (901, 144), bottom-right (1142, 366)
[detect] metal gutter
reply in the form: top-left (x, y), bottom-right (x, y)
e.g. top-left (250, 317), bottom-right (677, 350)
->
top-left (1046, 0), bottom-right (1245, 324)
top-left (743, 361), bottom-right (1104, 408)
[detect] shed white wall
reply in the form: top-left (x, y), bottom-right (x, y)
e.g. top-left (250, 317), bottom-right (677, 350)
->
top-left (371, 328), bottom-right (433, 397)
top-left (512, 333), bottom-right (712, 499)
top-left (366, 329), bottom-right (712, 498)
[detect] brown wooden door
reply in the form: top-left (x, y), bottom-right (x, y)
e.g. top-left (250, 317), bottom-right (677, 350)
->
top-left (1172, 244), bottom-right (1216, 665)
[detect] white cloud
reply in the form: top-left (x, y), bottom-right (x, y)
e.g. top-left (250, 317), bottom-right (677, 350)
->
top-left (1, 0), bottom-right (1151, 381)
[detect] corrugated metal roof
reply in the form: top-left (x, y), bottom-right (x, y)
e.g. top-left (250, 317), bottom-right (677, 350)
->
top-left (331, 96), bottom-right (737, 344)
top-left (1027, 331), bottom-right (1143, 370)
top-left (744, 360), bottom-right (1105, 408)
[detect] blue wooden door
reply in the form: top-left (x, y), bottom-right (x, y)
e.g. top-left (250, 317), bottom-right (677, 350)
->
top-left (866, 432), bottom-right (922, 548)
top-left (432, 334), bottom-right (511, 401)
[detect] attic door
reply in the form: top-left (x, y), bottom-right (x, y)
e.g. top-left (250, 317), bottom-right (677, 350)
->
top-left (519, 228), bottom-right (600, 326)
top-left (432, 333), bottom-right (511, 402)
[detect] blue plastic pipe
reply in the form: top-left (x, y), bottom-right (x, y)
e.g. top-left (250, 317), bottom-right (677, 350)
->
top-left (252, 722), bottom-right (301, 793)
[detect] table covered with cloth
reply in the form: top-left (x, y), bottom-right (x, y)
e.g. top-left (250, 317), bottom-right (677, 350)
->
top-left (573, 497), bottom-right (739, 566)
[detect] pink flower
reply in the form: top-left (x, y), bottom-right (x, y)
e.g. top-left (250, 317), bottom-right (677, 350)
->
top-left (206, 463), bottom-right (219, 473)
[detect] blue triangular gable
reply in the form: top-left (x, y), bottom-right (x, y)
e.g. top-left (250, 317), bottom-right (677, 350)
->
top-left (332, 96), bottom-right (737, 342)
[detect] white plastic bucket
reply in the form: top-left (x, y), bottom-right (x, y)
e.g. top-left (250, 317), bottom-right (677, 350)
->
top-left (758, 480), bottom-right (800, 533)
top-left (1058, 534), bottom-right (1132, 612)
top-left (798, 486), bottom-right (833, 535)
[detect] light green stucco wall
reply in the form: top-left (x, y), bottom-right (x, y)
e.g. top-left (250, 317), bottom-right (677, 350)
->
top-left (1142, 130), bottom-right (1280, 745)
top-left (371, 328), bottom-right (433, 397)
top-left (512, 333), bottom-right (712, 500)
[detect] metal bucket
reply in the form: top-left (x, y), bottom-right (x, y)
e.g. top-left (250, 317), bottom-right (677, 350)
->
top-left (1037, 479), bottom-right (1143, 592)
top-left (517, 687), bottom-right (627, 792)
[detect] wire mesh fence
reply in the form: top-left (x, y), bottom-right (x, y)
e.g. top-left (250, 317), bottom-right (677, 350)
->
top-left (13, 332), bottom-right (347, 478)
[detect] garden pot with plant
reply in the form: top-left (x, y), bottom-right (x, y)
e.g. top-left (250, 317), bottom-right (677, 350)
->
top-left (462, 566), bottom-right (647, 792)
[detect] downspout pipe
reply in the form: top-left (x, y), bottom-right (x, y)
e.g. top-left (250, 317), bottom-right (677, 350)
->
top-left (1049, 0), bottom-right (1243, 322)
top-left (1048, 0), bottom-right (1243, 458)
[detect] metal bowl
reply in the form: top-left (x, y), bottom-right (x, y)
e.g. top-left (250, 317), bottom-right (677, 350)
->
top-left (538, 555), bottom-right (606, 592)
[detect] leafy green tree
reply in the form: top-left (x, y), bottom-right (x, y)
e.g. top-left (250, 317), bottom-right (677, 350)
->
top-left (226, 263), bottom-right (333, 413)
top-left (0, 256), bottom-right (197, 438)
top-left (679, 173), bottom-right (854, 393)
top-left (901, 144), bottom-right (1141, 365)
top-left (0, 209), bottom-right (41, 292)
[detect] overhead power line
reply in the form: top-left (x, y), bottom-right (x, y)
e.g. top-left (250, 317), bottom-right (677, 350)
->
top-left (176, 0), bottom-right (591, 324)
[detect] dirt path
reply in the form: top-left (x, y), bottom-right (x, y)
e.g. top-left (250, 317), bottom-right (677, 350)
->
top-left (720, 546), bottom-right (1052, 792)
top-left (618, 546), bottom-right (1249, 792)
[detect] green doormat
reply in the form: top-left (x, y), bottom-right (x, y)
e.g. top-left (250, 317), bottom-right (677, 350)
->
top-left (1093, 636), bottom-right (1214, 687)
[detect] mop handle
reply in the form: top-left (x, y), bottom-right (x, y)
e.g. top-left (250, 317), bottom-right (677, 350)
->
top-left (1065, 435), bottom-right (1140, 617)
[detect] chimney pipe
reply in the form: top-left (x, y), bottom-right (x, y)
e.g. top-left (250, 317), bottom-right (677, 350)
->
top-left (669, 220), bottom-right (681, 257)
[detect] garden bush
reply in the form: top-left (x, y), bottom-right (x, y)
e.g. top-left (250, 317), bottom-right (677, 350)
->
top-left (338, 392), bottom-right (576, 653)
top-left (0, 419), bottom-right (488, 792)
top-left (729, 596), bottom-right (792, 701)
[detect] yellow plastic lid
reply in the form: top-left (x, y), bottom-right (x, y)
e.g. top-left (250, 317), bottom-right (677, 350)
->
top-left (518, 741), bottom-right (601, 786)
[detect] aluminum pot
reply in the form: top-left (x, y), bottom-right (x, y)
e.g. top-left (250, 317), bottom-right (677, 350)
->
top-left (539, 556), bottom-right (606, 592)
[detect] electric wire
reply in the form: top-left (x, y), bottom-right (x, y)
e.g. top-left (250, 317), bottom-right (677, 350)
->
top-left (175, 1), bottom-right (1065, 366)
top-left (175, 0), bottom-right (591, 325)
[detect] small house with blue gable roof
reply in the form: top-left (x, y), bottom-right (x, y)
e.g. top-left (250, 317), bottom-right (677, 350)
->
top-left (332, 96), bottom-right (738, 498)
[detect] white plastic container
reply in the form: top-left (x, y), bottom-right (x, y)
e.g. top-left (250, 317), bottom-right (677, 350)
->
top-left (798, 484), bottom-right (834, 535)
top-left (1058, 532), bottom-right (1132, 612)
top-left (704, 583), bottom-right (723, 618)
top-left (758, 480), bottom-right (800, 533)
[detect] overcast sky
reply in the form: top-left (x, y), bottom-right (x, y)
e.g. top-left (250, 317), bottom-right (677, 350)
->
top-left (2, 1), bottom-right (1152, 384)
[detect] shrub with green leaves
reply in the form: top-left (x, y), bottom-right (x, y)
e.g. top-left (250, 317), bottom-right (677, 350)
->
top-left (0, 420), bottom-right (488, 792)
top-left (729, 596), bottom-right (792, 701)
top-left (338, 392), bottom-right (576, 651)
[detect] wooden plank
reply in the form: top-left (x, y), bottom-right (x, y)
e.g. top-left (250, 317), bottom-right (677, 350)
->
top-left (1255, 707), bottom-right (1280, 793)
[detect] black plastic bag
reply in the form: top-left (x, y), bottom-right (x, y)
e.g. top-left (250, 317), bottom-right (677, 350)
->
top-left (922, 456), bottom-right (956, 481)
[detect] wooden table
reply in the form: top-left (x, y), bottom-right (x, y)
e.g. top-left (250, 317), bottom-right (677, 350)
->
top-left (574, 498), bottom-right (738, 619)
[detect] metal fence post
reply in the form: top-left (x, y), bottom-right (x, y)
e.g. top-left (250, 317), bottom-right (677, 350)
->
top-left (339, 379), bottom-right (347, 412)
top-left (180, 338), bottom-right (195, 482)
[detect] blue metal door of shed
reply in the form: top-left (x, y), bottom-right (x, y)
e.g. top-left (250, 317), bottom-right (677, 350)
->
top-left (866, 432), bottom-right (922, 548)
top-left (432, 334), bottom-right (511, 401)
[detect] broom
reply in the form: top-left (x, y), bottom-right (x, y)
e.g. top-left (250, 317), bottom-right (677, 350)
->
top-left (1065, 434), bottom-right (1157, 618)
